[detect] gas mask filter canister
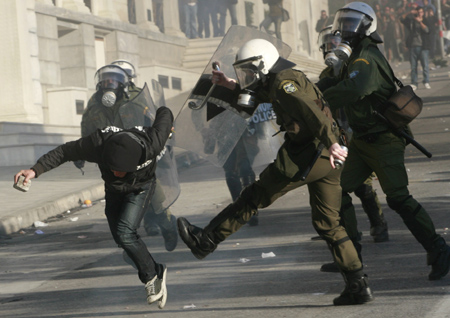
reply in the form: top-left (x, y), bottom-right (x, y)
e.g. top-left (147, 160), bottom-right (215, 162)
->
top-left (334, 41), bottom-right (353, 61)
top-left (324, 52), bottom-right (340, 66)
top-left (237, 89), bottom-right (256, 108)
top-left (102, 91), bottom-right (117, 107)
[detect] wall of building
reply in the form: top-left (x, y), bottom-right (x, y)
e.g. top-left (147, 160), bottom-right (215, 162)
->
top-left (0, 0), bottom-right (329, 166)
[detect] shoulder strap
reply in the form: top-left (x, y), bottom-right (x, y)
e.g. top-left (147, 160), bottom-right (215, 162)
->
top-left (369, 43), bottom-right (403, 88)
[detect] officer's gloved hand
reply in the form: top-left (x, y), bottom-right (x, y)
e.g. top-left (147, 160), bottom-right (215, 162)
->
top-left (74, 160), bottom-right (85, 170)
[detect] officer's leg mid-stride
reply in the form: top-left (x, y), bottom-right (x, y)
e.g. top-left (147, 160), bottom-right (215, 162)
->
top-left (342, 134), bottom-right (450, 281)
top-left (178, 153), bottom-right (374, 306)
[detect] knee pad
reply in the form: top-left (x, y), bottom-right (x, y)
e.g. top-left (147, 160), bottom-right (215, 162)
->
top-left (387, 195), bottom-right (412, 212)
top-left (341, 192), bottom-right (353, 211)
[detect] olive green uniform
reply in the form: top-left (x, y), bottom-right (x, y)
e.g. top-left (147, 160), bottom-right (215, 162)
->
top-left (319, 64), bottom-right (386, 243)
top-left (318, 37), bottom-right (444, 261)
top-left (204, 68), bottom-right (362, 272)
top-left (81, 85), bottom-right (173, 232)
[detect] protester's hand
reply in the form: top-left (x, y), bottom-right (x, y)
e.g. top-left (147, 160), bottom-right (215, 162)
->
top-left (74, 160), bottom-right (85, 170)
top-left (328, 143), bottom-right (348, 169)
top-left (14, 169), bottom-right (36, 186)
top-left (212, 70), bottom-right (236, 90)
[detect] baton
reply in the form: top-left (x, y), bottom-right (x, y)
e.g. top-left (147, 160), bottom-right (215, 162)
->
top-left (189, 61), bottom-right (221, 110)
top-left (373, 111), bottom-right (432, 158)
top-left (300, 143), bottom-right (325, 181)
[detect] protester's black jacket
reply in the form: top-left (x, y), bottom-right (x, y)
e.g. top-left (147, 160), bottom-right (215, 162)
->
top-left (31, 106), bottom-right (173, 194)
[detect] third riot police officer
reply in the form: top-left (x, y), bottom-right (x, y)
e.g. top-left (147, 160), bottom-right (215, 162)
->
top-left (317, 2), bottom-right (450, 281)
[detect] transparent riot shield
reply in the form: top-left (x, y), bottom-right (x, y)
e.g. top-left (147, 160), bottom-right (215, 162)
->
top-left (119, 83), bottom-right (180, 212)
top-left (243, 102), bottom-right (284, 169)
top-left (174, 25), bottom-right (292, 167)
top-left (150, 79), bottom-right (166, 108)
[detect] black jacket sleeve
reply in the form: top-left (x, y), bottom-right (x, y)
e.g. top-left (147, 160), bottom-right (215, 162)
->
top-left (31, 133), bottom-right (101, 177)
top-left (141, 106), bottom-right (174, 159)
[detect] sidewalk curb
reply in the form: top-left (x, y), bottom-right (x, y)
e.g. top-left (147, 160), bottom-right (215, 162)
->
top-left (0, 183), bottom-right (105, 236)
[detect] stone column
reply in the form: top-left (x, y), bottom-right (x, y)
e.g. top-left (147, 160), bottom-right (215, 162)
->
top-left (94, 0), bottom-right (121, 21)
top-left (0, 0), bottom-right (43, 123)
top-left (135, 0), bottom-right (161, 32)
top-left (162, 0), bottom-right (185, 37)
top-left (58, 0), bottom-right (91, 14)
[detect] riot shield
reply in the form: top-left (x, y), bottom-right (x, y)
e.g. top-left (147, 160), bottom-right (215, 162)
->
top-left (150, 79), bottom-right (166, 108)
top-left (174, 25), bottom-right (292, 167)
top-left (243, 103), bottom-right (284, 169)
top-left (119, 83), bottom-right (180, 212)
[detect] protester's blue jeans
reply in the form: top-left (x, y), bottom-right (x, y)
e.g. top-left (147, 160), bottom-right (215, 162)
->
top-left (183, 3), bottom-right (198, 39)
top-left (410, 46), bottom-right (430, 85)
top-left (105, 182), bottom-right (157, 284)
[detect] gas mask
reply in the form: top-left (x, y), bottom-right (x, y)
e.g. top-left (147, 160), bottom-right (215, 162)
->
top-left (94, 65), bottom-right (128, 107)
top-left (334, 34), bottom-right (362, 61)
top-left (237, 89), bottom-right (256, 108)
top-left (331, 5), bottom-right (375, 61)
top-left (318, 27), bottom-right (342, 66)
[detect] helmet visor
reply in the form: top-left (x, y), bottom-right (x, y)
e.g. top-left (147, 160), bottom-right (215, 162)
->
top-left (233, 55), bottom-right (263, 90)
top-left (95, 65), bottom-right (128, 89)
top-left (332, 9), bottom-right (373, 38)
top-left (320, 33), bottom-right (342, 52)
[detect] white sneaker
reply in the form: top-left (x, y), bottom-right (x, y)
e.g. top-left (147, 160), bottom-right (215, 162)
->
top-left (145, 265), bottom-right (167, 309)
top-left (424, 83), bottom-right (431, 89)
top-left (410, 84), bottom-right (417, 91)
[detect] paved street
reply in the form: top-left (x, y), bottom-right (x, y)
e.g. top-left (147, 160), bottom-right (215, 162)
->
top-left (0, 59), bottom-right (450, 317)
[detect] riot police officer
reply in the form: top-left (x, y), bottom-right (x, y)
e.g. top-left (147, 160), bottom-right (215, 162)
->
top-left (177, 38), bottom-right (373, 306)
top-left (317, 26), bottom-right (389, 273)
top-left (317, 2), bottom-right (450, 281)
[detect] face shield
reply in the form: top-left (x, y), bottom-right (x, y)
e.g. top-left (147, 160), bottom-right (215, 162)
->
top-left (332, 9), bottom-right (373, 40)
top-left (95, 65), bottom-right (128, 90)
top-left (233, 55), bottom-right (263, 90)
top-left (319, 30), bottom-right (342, 53)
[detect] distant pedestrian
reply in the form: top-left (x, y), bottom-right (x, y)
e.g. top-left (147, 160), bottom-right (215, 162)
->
top-left (218, 0), bottom-right (238, 36)
top-left (182, 0), bottom-right (199, 39)
top-left (260, 0), bottom-right (284, 39)
top-left (401, 6), bottom-right (431, 89)
top-left (315, 9), bottom-right (331, 33)
top-left (197, 0), bottom-right (210, 38)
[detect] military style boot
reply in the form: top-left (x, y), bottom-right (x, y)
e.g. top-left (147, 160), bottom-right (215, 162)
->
top-left (355, 184), bottom-right (389, 243)
top-left (333, 269), bottom-right (374, 306)
top-left (427, 237), bottom-right (450, 280)
top-left (177, 217), bottom-right (217, 260)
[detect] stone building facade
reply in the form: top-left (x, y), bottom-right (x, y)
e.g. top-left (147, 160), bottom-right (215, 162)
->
top-left (0, 0), bottom-right (328, 166)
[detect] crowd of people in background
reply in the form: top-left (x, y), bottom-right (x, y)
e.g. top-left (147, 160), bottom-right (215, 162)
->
top-left (179, 0), bottom-right (289, 40)
top-left (179, 0), bottom-right (239, 39)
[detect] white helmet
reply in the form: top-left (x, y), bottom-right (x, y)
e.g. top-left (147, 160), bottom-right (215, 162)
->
top-left (233, 39), bottom-right (280, 89)
top-left (332, 1), bottom-right (377, 38)
top-left (111, 59), bottom-right (136, 81)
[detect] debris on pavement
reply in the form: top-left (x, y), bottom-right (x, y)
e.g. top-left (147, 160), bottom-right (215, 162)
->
top-left (262, 252), bottom-right (276, 258)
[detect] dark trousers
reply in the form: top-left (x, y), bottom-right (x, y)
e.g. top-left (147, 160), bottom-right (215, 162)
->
top-left (105, 185), bottom-right (158, 284)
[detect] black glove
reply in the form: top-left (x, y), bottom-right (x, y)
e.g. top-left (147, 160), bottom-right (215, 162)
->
top-left (74, 160), bottom-right (85, 170)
